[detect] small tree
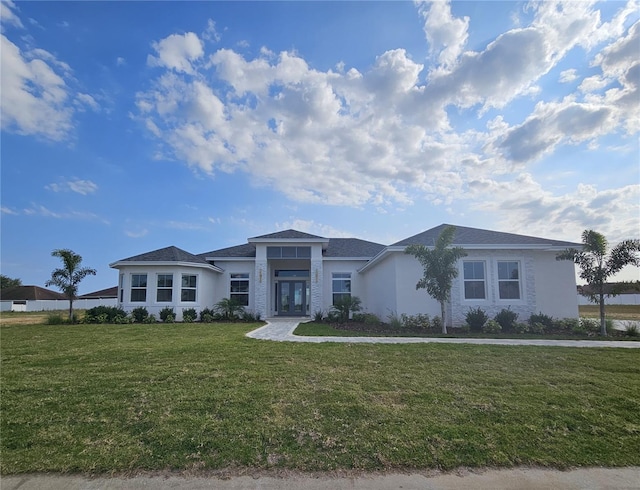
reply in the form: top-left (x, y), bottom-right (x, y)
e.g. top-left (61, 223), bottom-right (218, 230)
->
top-left (557, 230), bottom-right (640, 336)
top-left (45, 249), bottom-right (96, 322)
top-left (0, 275), bottom-right (22, 289)
top-left (405, 226), bottom-right (467, 334)
top-left (331, 295), bottom-right (362, 323)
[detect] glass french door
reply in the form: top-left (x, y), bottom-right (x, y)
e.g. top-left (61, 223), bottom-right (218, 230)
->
top-left (278, 280), bottom-right (306, 316)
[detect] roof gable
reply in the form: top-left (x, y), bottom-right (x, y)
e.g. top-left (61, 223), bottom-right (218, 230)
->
top-left (392, 223), bottom-right (581, 248)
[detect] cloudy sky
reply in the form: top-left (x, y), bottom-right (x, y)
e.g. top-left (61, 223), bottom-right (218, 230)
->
top-left (1, 0), bottom-right (639, 292)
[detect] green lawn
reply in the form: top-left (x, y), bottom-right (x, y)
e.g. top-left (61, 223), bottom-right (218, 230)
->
top-left (2, 323), bottom-right (639, 474)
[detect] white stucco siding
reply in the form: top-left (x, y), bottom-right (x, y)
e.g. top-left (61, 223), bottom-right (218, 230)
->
top-left (212, 260), bottom-right (256, 314)
top-left (361, 254), bottom-right (403, 320)
top-left (393, 253), bottom-right (441, 318)
top-left (117, 265), bottom-right (219, 320)
top-left (533, 252), bottom-right (578, 319)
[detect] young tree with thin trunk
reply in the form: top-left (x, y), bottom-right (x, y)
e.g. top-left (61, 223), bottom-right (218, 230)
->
top-left (405, 226), bottom-right (467, 334)
top-left (557, 230), bottom-right (640, 336)
top-left (46, 249), bottom-right (96, 322)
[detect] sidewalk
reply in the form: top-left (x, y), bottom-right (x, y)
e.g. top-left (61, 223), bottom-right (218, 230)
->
top-left (246, 319), bottom-right (640, 348)
top-left (3, 467), bottom-right (639, 489)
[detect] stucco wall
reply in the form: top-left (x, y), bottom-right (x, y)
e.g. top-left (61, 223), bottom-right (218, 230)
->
top-left (117, 265), bottom-right (219, 321)
top-left (360, 253), bottom-right (398, 320)
top-left (321, 259), bottom-right (368, 314)
top-left (534, 252), bottom-right (579, 318)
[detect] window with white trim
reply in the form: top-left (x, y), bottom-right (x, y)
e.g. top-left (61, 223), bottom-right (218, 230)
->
top-left (463, 261), bottom-right (486, 300)
top-left (119, 274), bottom-right (124, 302)
top-left (230, 273), bottom-right (250, 306)
top-left (157, 274), bottom-right (173, 302)
top-left (332, 273), bottom-right (351, 304)
top-left (130, 274), bottom-right (147, 302)
top-left (181, 274), bottom-right (197, 302)
top-left (498, 261), bottom-right (521, 300)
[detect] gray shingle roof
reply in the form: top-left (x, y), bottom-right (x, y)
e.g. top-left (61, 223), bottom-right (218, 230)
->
top-left (392, 224), bottom-right (581, 248)
top-left (324, 238), bottom-right (386, 257)
top-left (117, 246), bottom-right (211, 264)
top-left (200, 243), bottom-right (257, 258)
top-left (249, 229), bottom-right (327, 240)
top-left (0, 285), bottom-right (66, 301)
top-left (78, 286), bottom-right (118, 299)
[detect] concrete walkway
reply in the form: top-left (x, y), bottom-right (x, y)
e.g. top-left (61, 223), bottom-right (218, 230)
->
top-left (246, 319), bottom-right (640, 348)
top-left (3, 467), bottom-right (640, 489)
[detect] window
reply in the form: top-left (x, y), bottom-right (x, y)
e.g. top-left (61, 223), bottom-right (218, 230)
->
top-left (498, 261), bottom-right (521, 299)
top-left (230, 273), bottom-right (250, 306)
top-left (181, 274), bottom-right (197, 302)
top-left (463, 261), bottom-right (486, 299)
top-left (156, 274), bottom-right (173, 302)
top-left (119, 274), bottom-right (124, 302)
top-left (267, 246), bottom-right (311, 258)
top-left (332, 273), bottom-right (351, 304)
top-left (130, 274), bottom-right (147, 302)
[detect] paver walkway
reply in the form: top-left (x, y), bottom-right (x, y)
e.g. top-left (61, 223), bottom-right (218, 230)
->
top-left (247, 319), bottom-right (640, 348)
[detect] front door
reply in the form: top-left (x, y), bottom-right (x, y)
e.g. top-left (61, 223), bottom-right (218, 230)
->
top-left (278, 280), bottom-right (306, 316)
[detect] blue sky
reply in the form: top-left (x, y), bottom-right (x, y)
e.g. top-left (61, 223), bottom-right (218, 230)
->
top-left (1, 0), bottom-right (639, 293)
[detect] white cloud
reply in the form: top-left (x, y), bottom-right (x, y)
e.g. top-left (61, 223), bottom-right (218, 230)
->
top-left (125, 229), bottom-right (148, 238)
top-left (116, 56), bottom-right (126, 66)
top-left (1, 206), bottom-right (19, 215)
top-left (275, 219), bottom-right (352, 238)
top-left (46, 179), bottom-right (98, 195)
top-left (75, 93), bottom-right (100, 112)
top-left (147, 32), bottom-right (204, 74)
top-left (0, 0), bottom-right (23, 29)
top-left (417, 0), bottom-right (469, 69)
top-left (559, 69), bottom-right (577, 83)
top-left (203, 19), bottom-right (220, 43)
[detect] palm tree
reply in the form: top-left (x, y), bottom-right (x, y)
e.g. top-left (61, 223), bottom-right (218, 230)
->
top-left (557, 230), bottom-right (640, 336)
top-left (405, 226), bottom-right (467, 334)
top-left (46, 249), bottom-right (96, 322)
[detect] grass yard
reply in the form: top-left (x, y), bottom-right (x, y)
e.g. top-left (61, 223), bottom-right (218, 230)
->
top-left (2, 323), bottom-right (639, 475)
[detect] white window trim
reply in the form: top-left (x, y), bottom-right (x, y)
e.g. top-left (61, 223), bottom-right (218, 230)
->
top-left (460, 260), bottom-right (490, 303)
top-left (130, 273), bottom-right (148, 303)
top-left (494, 258), bottom-right (525, 304)
top-left (230, 272), bottom-right (250, 307)
top-left (156, 273), bottom-right (174, 303)
top-left (332, 272), bottom-right (352, 305)
top-left (180, 273), bottom-right (198, 304)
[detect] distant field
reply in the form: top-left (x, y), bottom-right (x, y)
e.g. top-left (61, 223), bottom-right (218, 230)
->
top-left (579, 304), bottom-right (640, 320)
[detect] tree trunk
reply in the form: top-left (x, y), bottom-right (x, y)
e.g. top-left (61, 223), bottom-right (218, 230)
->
top-left (599, 291), bottom-right (606, 336)
top-left (440, 301), bottom-right (447, 334)
top-left (68, 298), bottom-right (74, 323)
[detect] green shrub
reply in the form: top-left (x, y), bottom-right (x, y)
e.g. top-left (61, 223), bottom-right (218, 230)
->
top-left (514, 322), bottom-right (529, 334)
top-left (131, 307), bottom-right (149, 323)
top-left (84, 306), bottom-right (128, 324)
top-left (483, 319), bottom-right (502, 334)
top-left (495, 308), bottom-right (518, 331)
top-left (529, 322), bottom-right (545, 334)
top-left (331, 296), bottom-right (362, 323)
top-left (432, 316), bottom-right (443, 332)
top-left (313, 310), bottom-right (324, 322)
top-left (579, 317), bottom-right (600, 334)
top-left (199, 308), bottom-right (215, 322)
top-left (623, 321), bottom-right (639, 337)
top-left (353, 312), bottom-right (381, 325)
top-left (401, 313), bottom-right (431, 330)
top-left (241, 310), bottom-right (261, 322)
top-left (214, 298), bottom-right (245, 321)
top-left (529, 312), bottom-right (554, 328)
top-left (143, 314), bottom-right (157, 324)
top-left (555, 318), bottom-right (579, 332)
top-left (182, 308), bottom-right (197, 323)
top-left (46, 312), bottom-right (66, 325)
top-left (386, 311), bottom-right (402, 329)
top-left (159, 307), bottom-right (175, 323)
top-left (465, 307), bottom-right (488, 332)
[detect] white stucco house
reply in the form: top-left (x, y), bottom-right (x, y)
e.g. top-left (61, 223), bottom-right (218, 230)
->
top-left (109, 224), bottom-right (581, 324)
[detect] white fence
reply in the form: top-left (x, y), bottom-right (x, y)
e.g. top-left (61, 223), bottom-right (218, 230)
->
top-left (577, 294), bottom-right (640, 306)
top-left (1, 298), bottom-right (117, 312)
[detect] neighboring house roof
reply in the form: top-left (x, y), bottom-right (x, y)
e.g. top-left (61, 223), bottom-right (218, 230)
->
top-left (0, 285), bottom-right (66, 301)
top-left (78, 286), bottom-right (118, 299)
top-left (250, 229), bottom-right (327, 240)
top-left (392, 223), bottom-right (581, 248)
top-left (578, 282), bottom-right (640, 296)
top-left (324, 238), bottom-right (386, 258)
